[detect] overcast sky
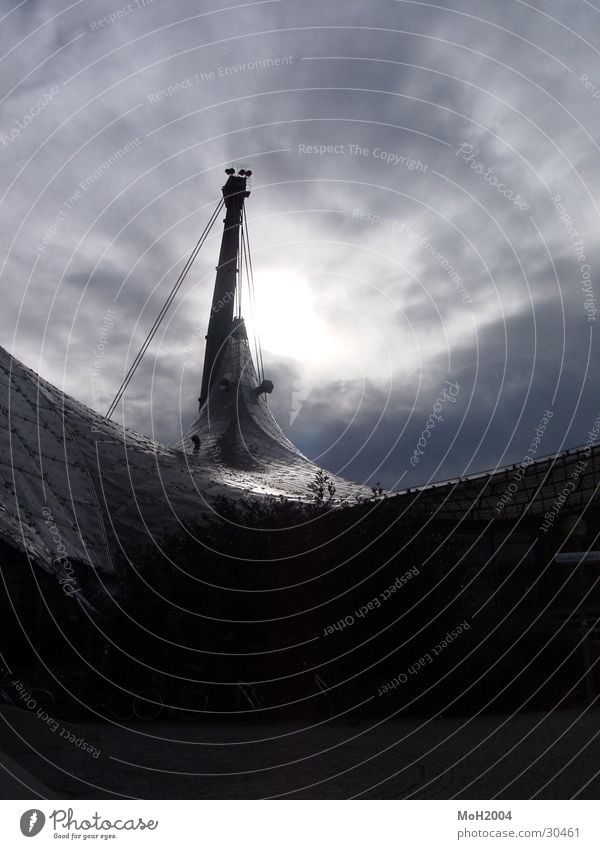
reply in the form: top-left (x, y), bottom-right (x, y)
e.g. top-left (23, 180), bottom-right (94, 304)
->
top-left (1, 0), bottom-right (599, 490)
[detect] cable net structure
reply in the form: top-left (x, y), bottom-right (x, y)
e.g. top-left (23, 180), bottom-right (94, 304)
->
top-left (2, 170), bottom-right (600, 597)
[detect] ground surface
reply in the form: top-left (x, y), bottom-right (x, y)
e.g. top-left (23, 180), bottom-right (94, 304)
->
top-left (2, 706), bottom-right (600, 799)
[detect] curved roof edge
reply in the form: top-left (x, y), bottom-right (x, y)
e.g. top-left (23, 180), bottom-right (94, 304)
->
top-left (390, 440), bottom-right (600, 523)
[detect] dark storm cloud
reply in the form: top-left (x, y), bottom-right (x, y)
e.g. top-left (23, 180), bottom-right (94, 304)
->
top-left (1, 0), bottom-right (599, 489)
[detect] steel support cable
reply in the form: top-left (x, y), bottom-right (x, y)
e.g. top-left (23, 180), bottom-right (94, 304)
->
top-left (237, 216), bottom-right (243, 318)
top-left (243, 216), bottom-right (262, 384)
top-left (242, 206), bottom-right (265, 383)
top-left (106, 198), bottom-right (224, 420)
top-left (240, 214), bottom-right (260, 382)
top-left (245, 214), bottom-right (264, 383)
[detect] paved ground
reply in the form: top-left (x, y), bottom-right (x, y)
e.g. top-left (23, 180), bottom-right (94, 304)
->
top-left (2, 706), bottom-right (600, 799)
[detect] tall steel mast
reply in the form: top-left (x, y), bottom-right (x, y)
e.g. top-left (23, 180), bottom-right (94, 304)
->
top-left (199, 167), bottom-right (251, 407)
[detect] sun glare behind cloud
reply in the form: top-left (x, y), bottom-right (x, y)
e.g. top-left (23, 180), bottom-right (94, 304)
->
top-left (244, 268), bottom-right (335, 364)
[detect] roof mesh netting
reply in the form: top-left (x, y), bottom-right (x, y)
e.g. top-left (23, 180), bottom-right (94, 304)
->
top-left (392, 443), bottom-right (600, 523)
top-left (0, 332), bottom-right (370, 575)
top-left (2, 320), bottom-right (598, 578)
